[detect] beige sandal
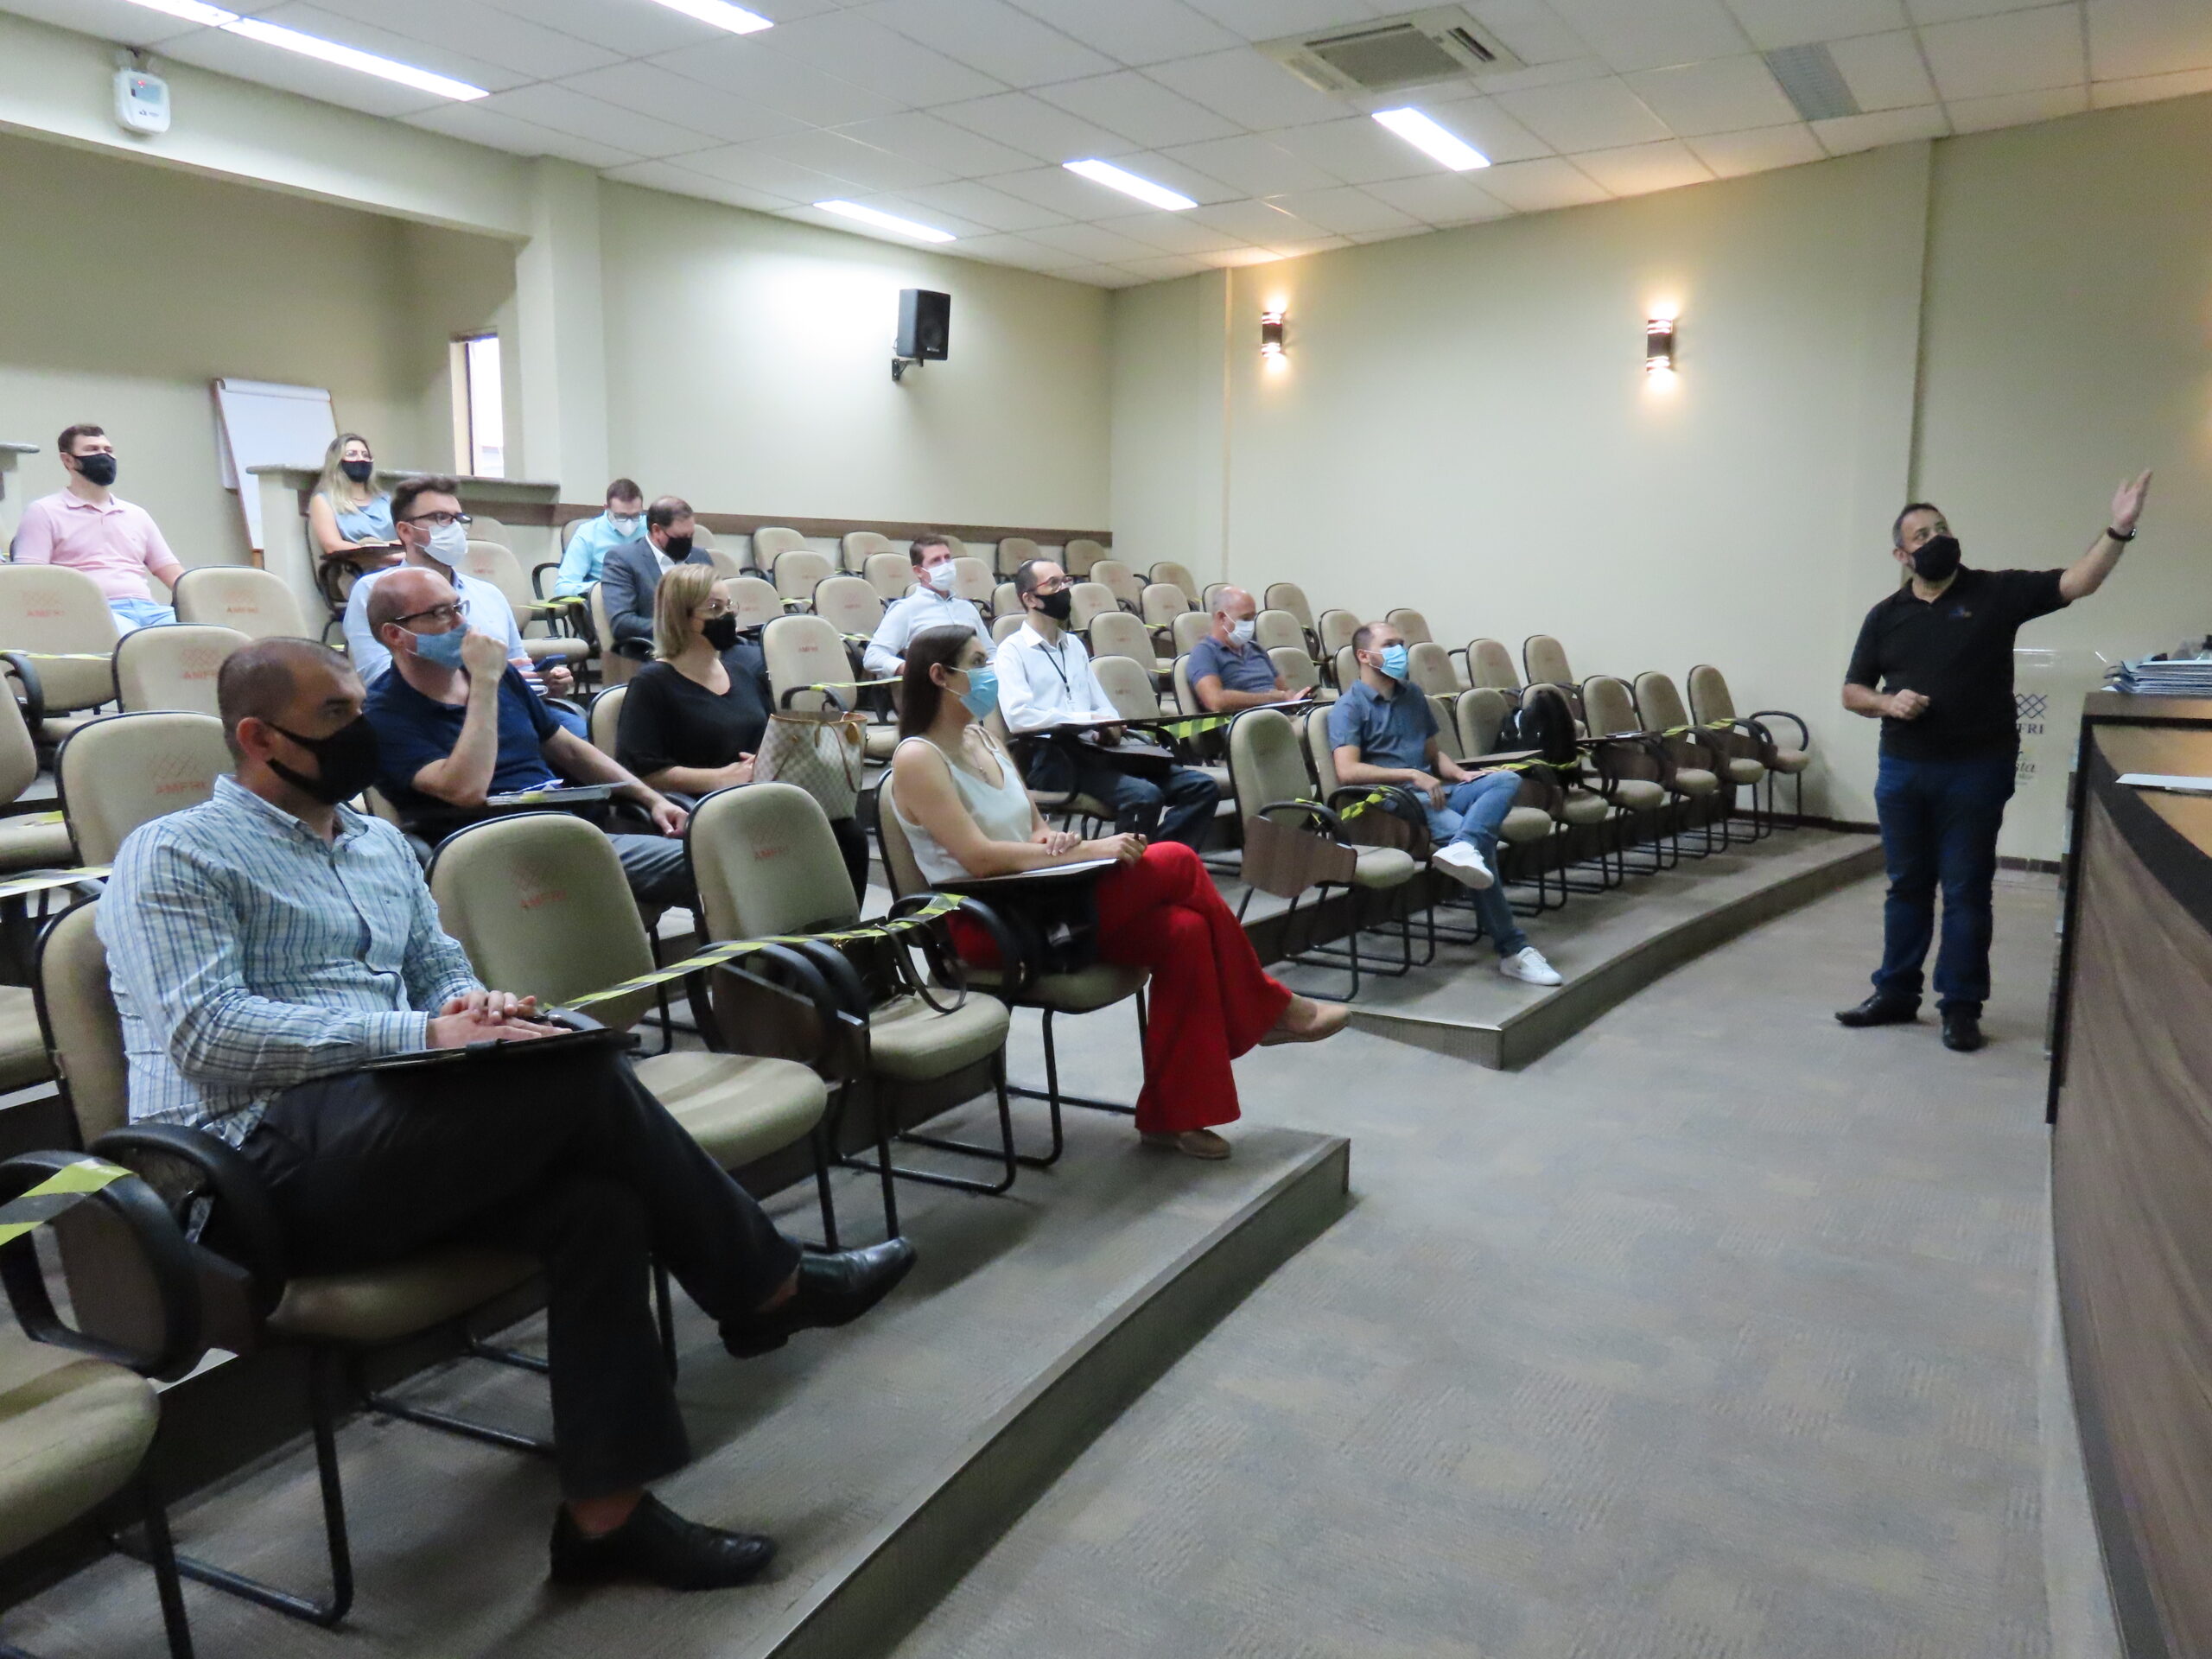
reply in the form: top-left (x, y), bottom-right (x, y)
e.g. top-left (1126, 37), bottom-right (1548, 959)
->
top-left (1141, 1129), bottom-right (1232, 1160)
top-left (1260, 995), bottom-right (1351, 1046)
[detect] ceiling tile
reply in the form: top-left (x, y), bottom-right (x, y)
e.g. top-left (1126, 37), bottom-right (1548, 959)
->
top-left (1263, 185), bottom-right (1428, 234)
top-left (1471, 56), bottom-right (1619, 94)
top-left (1465, 0), bottom-right (1601, 65)
top-left (859, 0), bottom-right (1116, 86)
top-left (1024, 222), bottom-right (1173, 262)
top-left (1058, 264), bottom-right (1148, 287)
top-left (1543, 0), bottom-right (1751, 73)
top-left (744, 128), bottom-right (958, 192)
top-left (560, 62), bottom-right (809, 145)
top-left (1906, 0), bottom-right (2067, 21)
top-left (1143, 47), bottom-right (1353, 130)
top-left (1002, 0), bottom-right (1243, 65)
top-left (1473, 156), bottom-right (1611, 209)
top-left (1828, 30), bottom-right (1939, 110)
top-left (299, 0), bottom-right (618, 80)
top-left (404, 102), bottom-right (645, 168)
top-left (671, 143), bottom-right (859, 200)
top-left (0, 0), bottom-right (203, 48)
top-left (1158, 134), bottom-right (1342, 195)
top-left (1363, 173), bottom-right (1516, 226)
top-left (1812, 103), bottom-right (1950, 152)
top-left (1094, 212), bottom-right (1253, 253)
top-left (152, 25), bottom-right (453, 119)
top-left (1494, 77), bottom-right (1673, 150)
top-left (829, 111), bottom-right (1039, 175)
top-left (948, 232), bottom-right (1092, 268)
top-left (1920, 4), bottom-right (2086, 99)
top-left (1179, 0), bottom-right (1384, 41)
top-left (1200, 246), bottom-right (1287, 268)
top-left (1347, 226), bottom-right (1424, 245)
top-left (1405, 93), bottom-right (1557, 162)
top-left (1625, 54), bottom-right (1799, 134)
top-left (753, 10), bottom-right (1008, 105)
top-left (1116, 253), bottom-right (1215, 281)
top-left (1185, 198), bottom-right (1337, 243)
top-left (651, 39), bottom-right (908, 127)
top-left (990, 163), bottom-right (1149, 217)
top-left (474, 0), bottom-right (747, 56)
top-left (1572, 137), bottom-right (1716, 194)
top-left (928, 92), bottom-right (1135, 162)
top-left (1263, 234), bottom-right (1355, 257)
top-left (601, 159), bottom-right (798, 213)
top-left (843, 190), bottom-right (993, 236)
top-left (1261, 116), bottom-right (1438, 184)
top-left (2091, 65), bottom-right (2212, 106)
top-left (1686, 120), bottom-right (1825, 175)
top-left (1036, 70), bottom-right (1244, 147)
top-left (1721, 0), bottom-right (1910, 51)
top-left (895, 178), bottom-right (1076, 231)
top-left (2088, 0), bottom-right (2212, 80)
top-left (1946, 82), bottom-right (2089, 129)
top-left (477, 84), bottom-right (720, 159)
top-left (1095, 151), bottom-right (1243, 204)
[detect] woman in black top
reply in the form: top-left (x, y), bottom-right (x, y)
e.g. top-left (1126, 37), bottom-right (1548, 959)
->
top-left (614, 563), bottom-right (869, 899)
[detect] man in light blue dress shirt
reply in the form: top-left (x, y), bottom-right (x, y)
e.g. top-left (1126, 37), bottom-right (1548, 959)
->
top-left (551, 479), bottom-right (646, 597)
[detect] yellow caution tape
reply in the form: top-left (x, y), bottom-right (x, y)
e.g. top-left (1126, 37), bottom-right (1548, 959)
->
top-left (9, 653), bottom-right (113, 662)
top-left (0, 867), bottom-right (107, 901)
top-left (4, 811), bottom-right (62, 827)
top-left (0, 1159), bottom-right (132, 1249)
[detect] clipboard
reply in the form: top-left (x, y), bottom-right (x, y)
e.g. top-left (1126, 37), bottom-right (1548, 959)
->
top-left (360, 1010), bottom-right (626, 1074)
top-left (483, 783), bottom-right (614, 810)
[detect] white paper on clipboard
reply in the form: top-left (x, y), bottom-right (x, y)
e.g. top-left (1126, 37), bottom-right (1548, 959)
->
top-left (212, 379), bottom-right (338, 553)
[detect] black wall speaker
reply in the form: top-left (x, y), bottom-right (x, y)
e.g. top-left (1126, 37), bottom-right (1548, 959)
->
top-left (897, 289), bottom-right (950, 361)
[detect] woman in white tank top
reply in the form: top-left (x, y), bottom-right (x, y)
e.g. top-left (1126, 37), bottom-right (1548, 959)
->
top-left (887, 626), bottom-right (1347, 1160)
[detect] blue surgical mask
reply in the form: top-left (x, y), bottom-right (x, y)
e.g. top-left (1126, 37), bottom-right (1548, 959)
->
top-left (410, 626), bottom-right (468, 669)
top-left (1378, 645), bottom-right (1410, 682)
top-left (957, 664), bottom-right (999, 721)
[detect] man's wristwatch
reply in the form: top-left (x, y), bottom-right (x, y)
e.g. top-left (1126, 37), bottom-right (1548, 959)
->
top-left (2107, 525), bottom-right (2138, 543)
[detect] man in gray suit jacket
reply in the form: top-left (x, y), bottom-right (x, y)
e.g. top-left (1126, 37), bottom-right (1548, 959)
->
top-left (600, 495), bottom-right (714, 659)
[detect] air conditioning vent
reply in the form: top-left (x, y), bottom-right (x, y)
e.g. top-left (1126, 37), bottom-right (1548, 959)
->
top-left (1260, 8), bottom-right (1527, 99)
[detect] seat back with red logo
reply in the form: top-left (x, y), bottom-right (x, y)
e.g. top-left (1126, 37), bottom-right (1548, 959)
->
top-left (170, 567), bottom-right (309, 642)
top-left (761, 614), bottom-right (861, 715)
top-left (56, 712), bottom-right (231, 864)
top-left (113, 626), bottom-right (250, 717)
top-left (426, 811), bottom-right (658, 1032)
top-left (0, 565), bottom-right (118, 712)
top-left (690, 781), bottom-right (859, 941)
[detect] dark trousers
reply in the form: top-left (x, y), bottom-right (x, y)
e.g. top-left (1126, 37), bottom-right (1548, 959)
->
top-left (1872, 749), bottom-right (2017, 1012)
top-left (238, 1045), bottom-right (800, 1500)
top-left (1022, 742), bottom-right (1219, 849)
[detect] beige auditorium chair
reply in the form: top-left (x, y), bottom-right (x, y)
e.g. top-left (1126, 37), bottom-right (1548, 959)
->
top-left (1090, 559), bottom-right (1144, 613)
top-left (1088, 609), bottom-right (1171, 678)
top-left (0, 686), bottom-right (73, 880)
top-left (864, 552), bottom-right (913, 605)
top-left (1407, 641), bottom-right (1459, 697)
top-left (172, 565), bottom-right (309, 640)
top-left (1690, 664), bottom-right (1809, 829)
top-left (690, 783), bottom-right (1017, 1206)
top-left (991, 613), bottom-right (1025, 645)
top-left (1202, 583), bottom-right (1230, 613)
top-left (762, 613), bottom-right (897, 764)
top-left (1063, 537), bottom-right (1105, 578)
top-left (1464, 638), bottom-right (1522, 698)
top-left (0, 1145), bottom-right (206, 1658)
top-left (1171, 611), bottom-right (1212, 658)
top-left (995, 536), bottom-right (1039, 579)
top-left (559, 515), bottom-right (592, 550)
top-left (1524, 633), bottom-right (1575, 690)
top-left (721, 575), bottom-right (783, 634)
top-left (1230, 707), bottom-right (1420, 997)
top-left (1270, 646), bottom-right (1330, 704)
top-left (1171, 655), bottom-right (1201, 719)
top-left (1581, 674), bottom-right (1704, 870)
top-left (753, 526), bottom-right (806, 575)
top-left (1090, 652), bottom-right (1164, 726)
top-left (426, 812), bottom-right (847, 1234)
top-left (459, 540), bottom-right (588, 677)
top-left (41, 899), bottom-right (550, 1631)
top-left (1264, 583), bottom-right (1318, 643)
top-left (813, 574), bottom-right (885, 643)
top-left (1150, 561), bottom-right (1200, 607)
top-left (1386, 607), bottom-right (1433, 646)
top-left (1317, 609), bottom-right (1359, 672)
top-left (464, 513), bottom-right (510, 548)
top-left (1459, 686), bottom-right (1618, 891)
top-left (588, 584), bottom-right (634, 687)
top-left (1067, 581), bottom-right (1118, 633)
top-left (707, 544), bottom-right (751, 584)
top-left (842, 529), bottom-right (896, 575)
top-left (115, 624), bottom-right (249, 716)
top-left (58, 711), bottom-right (232, 865)
top-left (1254, 608), bottom-right (1308, 659)
top-left (1334, 644), bottom-right (1359, 691)
top-left (938, 534), bottom-right (969, 563)
top-left (588, 683), bottom-right (626, 757)
top-left (950, 556), bottom-right (996, 609)
top-left (772, 549), bottom-right (834, 610)
top-left (0, 564), bottom-right (119, 748)
top-left (1141, 582), bottom-right (1191, 632)
top-left (992, 582), bottom-right (1019, 620)
top-left (1408, 693), bottom-right (1563, 914)
top-left (1637, 670), bottom-right (1753, 849)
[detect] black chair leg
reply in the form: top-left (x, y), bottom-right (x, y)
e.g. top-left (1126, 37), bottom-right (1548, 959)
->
top-left (137, 1474), bottom-right (196, 1659)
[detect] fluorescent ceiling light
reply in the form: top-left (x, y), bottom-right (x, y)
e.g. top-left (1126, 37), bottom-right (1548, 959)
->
top-left (1371, 108), bottom-right (1489, 171)
top-left (815, 200), bottom-right (957, 243)
top-left (1063, 160), bottom-right (1196, 213)
top-left (118, 0), bottom-right (488, 99)
top-left (644, 0), bottom-right (774, 33)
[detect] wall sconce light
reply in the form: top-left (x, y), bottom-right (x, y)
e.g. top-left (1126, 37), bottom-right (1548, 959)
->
top-left (1645, 315), bottom-right (1676, 376)
top-left (1261, 308), bottom-right (1286, 366)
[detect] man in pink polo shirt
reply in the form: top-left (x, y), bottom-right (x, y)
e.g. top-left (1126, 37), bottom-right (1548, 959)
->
top-left (14, 424), bottom-right (185, 633)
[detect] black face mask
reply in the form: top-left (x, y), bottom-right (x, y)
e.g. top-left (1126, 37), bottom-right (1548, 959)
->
top-left (701, 613), bottom-right (740, 652)
top-left (74, 454), bottom-right (117, 488)
top-left (1034, 588), bottom-right (1073, 623)
top-left (662, 534), bottom-right (695, 562)
top-left (340, 459), bottom-right (375, 483)
top-left (1910, 533), bottom-right (1962, 583)
top-left (266, 716), bottom-right (382, 806)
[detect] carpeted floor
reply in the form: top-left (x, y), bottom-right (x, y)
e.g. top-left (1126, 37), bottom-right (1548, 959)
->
top-left (898, 871), bottom-right (2062, 1659)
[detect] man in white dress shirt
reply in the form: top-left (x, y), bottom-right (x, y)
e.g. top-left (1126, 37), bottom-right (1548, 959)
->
top-left (993, 558), bottom-right (1217, 849)
top-left (863, 534), bottom-right (987, 679)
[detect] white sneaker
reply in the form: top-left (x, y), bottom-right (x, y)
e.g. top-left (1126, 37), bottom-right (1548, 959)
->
top-left (1498, 947), bottom-right (1562, 987)
top-left (1430, 841), bottom-right (1494, 890)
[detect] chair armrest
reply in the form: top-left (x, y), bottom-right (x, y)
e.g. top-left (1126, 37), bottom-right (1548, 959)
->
top-left (910, 890), bottom-right (1035, 1001)
top-left (709, 940), bottom-right (850, 1072)
top-left (1259, 797), bottom-right (1347, 837)
top-left (780, 684), bottom-right (851, 713)
top-left (0, 653), bottom-right (46, 734)
top-left (531, 562), bottom-right (561, 601)
top-left (89, 1124), bottom-right (289, 1317)
top-left (0, 1151), bottom-right (206, 1382)
top-left (1747, 709), bottom-right (1809, 748)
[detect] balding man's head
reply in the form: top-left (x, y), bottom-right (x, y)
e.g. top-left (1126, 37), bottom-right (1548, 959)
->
top-left (1209, 585), bottom-right (1256, 647)
top-left (368, 567), bottom-right (454, 639)
top-left (217, 639), bottom-right (359, 761)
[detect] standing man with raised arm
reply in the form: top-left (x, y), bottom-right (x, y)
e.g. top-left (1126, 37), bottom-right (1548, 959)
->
top-left (15, 423), bottom-right (186, 633)
top-left (1189, 587), bottom-right (1303, 714)
top-left (1838, 472), bottom-right (2152, 1052)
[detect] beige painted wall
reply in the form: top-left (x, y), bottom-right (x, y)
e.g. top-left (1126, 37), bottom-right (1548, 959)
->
top-left (1111, 270), bottom-right (1228, 573)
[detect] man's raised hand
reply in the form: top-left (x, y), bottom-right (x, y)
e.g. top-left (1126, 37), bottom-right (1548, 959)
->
top-left (2113, 470), bottom-right (2152, 537)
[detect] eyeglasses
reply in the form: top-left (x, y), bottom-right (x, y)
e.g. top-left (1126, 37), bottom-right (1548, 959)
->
top-left (694, 601), bottom-right (733, 619)
top-left (392, 601), bottom-right (469, 629)
top-left (1032, 576), bottom-right (1071, 594)
top-left (400, 511), bottom-right (474, 530)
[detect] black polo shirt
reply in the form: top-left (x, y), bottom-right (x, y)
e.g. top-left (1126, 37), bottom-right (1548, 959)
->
top-left (1845, 566), bottom-right (2068, 761)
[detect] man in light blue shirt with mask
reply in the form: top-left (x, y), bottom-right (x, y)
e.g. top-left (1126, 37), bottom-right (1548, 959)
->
top-left (552, 479), bottom-right (646, 597)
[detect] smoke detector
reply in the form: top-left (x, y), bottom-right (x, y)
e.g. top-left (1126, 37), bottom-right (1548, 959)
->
top-left (1259, 8), bottom-right (1526, 99)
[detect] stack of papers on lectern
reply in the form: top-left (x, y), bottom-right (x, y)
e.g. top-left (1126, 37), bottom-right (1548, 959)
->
top-left (2108, 657), bottom-right (2212, 696)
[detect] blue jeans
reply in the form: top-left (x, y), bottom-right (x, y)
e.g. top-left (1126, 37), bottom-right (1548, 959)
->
top-left (1425, 772), bottom-right (1528, 958)
top-left (1872, 750), bottom-right (2016, 1012)
top-left (108, 597), bottom-right (175, 634)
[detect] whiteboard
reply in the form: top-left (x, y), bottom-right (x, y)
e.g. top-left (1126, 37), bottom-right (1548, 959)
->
top-left (212, 378), bottom-right (337, 552)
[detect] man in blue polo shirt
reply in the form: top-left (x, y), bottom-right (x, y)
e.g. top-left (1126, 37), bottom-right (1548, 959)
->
top-left (1188, 586), bottom-right (1304, 713)
top-left (1329, 620), bottom-right (1560, 987)
top-left (363, 566), bottom-right (691, 908)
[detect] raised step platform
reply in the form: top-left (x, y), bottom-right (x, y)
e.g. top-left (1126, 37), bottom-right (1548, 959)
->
top-left (1324, 828), bottom-right (1881, 1069)
top-left (5, 1113), bottom-right (1347, 1659)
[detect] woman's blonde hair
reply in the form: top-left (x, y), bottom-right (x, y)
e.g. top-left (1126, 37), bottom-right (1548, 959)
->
top-left (314, 431), bottom-right (374, 508)
top-left (654, 562), bottom-right (721, 662)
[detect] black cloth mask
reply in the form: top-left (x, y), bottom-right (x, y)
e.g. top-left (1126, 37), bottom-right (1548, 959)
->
top-left (1910, 533), bottom-right (1962, 583)
top-left (267, 716), bottom-right (383, 806)
top-left (702, 613), bottom-right (740, 652)
top-left (661, 534), bottom-right (695, 561)
top-left (1034, 588), bottom-right (1073, 623)
top-left (340, 459), bottom-right (375, 483)
top-left (74, 454), bottom-right (118, 487)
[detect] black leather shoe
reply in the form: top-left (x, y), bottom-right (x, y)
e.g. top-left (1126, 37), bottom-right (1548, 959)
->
top-left (1941, 1007), bottom-right (1985, 1052)
top-left (1835, 994), bottom-right (1919, 1028)
top-left (721, 1238), bottom-right (917, 1359)
top-left (549, 1494), bottom-right (774, 1591)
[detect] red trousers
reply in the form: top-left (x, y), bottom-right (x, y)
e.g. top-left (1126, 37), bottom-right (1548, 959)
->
top-left (952, 842), bottom-right (1291, 1136)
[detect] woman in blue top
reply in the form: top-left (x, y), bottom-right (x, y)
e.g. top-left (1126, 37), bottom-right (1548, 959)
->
top-left (308, 431), bottom-right (398, 562)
